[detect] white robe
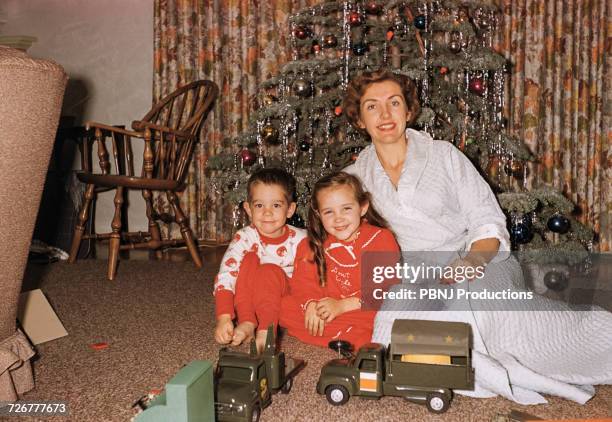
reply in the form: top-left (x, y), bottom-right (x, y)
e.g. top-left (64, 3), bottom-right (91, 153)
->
top-left (345, 129), bottom-right (612, 405)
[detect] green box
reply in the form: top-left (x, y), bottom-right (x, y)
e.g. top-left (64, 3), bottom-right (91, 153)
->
top-left (136, 360), bottom-right (214, 422)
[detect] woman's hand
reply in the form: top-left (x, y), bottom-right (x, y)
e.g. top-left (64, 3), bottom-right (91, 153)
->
top-left (441, 238), bottom-right (499, 284)
top-left (214, 314), bottom-right (234, 344)
top-left (305, 301), bottom-right (325, 336)
top-left (440, 256), bottom-right (487, 284)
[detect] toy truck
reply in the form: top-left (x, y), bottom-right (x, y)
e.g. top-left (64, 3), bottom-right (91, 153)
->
top-left (317, 319), bottom-right (474, 414)
top-left (215, 325), bottom-right (305, 422)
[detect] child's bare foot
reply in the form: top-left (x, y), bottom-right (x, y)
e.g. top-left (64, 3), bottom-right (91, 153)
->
top-left (231, 321), bottom-right (256, 346)
top-left (255, 330), bottom-right (268, 353)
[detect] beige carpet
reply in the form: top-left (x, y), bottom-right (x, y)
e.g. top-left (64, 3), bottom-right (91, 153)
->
top-left (14, 258), bottom-right (612, 421)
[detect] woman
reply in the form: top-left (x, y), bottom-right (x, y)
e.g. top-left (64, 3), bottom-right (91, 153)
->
top-left (342, 69), bottom-right (612, 405)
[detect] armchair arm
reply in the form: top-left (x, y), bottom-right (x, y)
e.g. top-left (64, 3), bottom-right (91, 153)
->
top-left (131, 120), bottom-right (193, 142)
top-left (85, 121), bottom-right (143, 138)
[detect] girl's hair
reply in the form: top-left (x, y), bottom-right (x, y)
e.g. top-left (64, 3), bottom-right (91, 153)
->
top-left (307, 171), bottom-right (390, 286)
top-left (343, 68), bottom-right (421, 135)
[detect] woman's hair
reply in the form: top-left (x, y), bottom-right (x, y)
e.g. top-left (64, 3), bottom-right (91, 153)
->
top-left (307, 171), bottom-right (390, 286)
top-left (343, 68), bottom-right (421, 135)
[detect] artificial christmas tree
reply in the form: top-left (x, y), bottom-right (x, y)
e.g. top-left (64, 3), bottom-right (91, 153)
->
top-left (207, 0), bottom-right (593, 266)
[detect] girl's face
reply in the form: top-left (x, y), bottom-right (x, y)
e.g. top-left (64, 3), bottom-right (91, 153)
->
top-left (316, 184), bottom-right (369, 242)
top-left (357, 80), bottom-right (412, 146)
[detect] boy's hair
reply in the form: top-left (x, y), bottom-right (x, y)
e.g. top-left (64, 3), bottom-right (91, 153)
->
top-left (246, 167), bottom-right (297, 203)
top-left (307, 171), bottom-right (390, 286)
top-left (343, 68), bottom-right (421, 135)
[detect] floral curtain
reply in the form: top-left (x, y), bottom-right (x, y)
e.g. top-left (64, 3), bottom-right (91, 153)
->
top-left (153, 0), bottom-right (318, 242)
top-left (496, 0), bottom-right (610, 251)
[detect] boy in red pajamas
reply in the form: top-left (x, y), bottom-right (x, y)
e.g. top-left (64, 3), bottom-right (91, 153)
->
top-left (214, 168), bottom-right (307, 351)
top-left (280, 172), bottom-right (400, 350)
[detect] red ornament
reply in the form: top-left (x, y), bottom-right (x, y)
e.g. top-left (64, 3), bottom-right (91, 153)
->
top-left (468, 77), bottom-right (485, 96)
top-left (334, 106), bottom-right (343, 116)
top-left (440, 66), bottom-right (449, 75)
top-left (293, 26), bottom-right (308, 40)
top-left (351, 153), bottom-right (359, 162)
top-left (349, 11), bottom-right (362, 26)
top-left (365, 2), bottom-right (381, 14)
top-left (240, 149), bottom-right (256, 166)
top-left (386, 30), bottom-right (394, 41)
top-left (312, 42), bottom-right (321, 53)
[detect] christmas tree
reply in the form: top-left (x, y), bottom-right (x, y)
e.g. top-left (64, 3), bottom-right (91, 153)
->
top-left (206, 0), bottom-right (593, 271)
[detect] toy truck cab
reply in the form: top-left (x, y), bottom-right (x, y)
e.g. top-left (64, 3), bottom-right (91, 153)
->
top-left (215, 350), bottom-right (271, 422)
top-left (317, 319), bottom-right (474, 414)
top-left (215, 326), bottom-right (304, 422)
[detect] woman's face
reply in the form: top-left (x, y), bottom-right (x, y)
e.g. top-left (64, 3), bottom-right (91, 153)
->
top-left (357, 80), bottom-right (412, 146)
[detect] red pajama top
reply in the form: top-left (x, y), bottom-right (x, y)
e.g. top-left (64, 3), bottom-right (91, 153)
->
top-left (214, 224), bottom-right (307, 316)
top-left (288, 222), bottom-right (400, 309)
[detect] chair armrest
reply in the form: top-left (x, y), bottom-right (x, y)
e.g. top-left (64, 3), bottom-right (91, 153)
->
top-left (85, 121), bottom-right (143, 138)
top-left (131, 120), bottom-right (193, 141)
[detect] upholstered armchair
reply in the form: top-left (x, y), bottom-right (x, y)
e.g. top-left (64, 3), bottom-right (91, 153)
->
top-left (0, 46), bottom-right (67, 401)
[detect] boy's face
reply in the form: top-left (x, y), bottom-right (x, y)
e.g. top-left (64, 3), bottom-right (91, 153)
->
top-left (243, 182), bottom-right (296, 238)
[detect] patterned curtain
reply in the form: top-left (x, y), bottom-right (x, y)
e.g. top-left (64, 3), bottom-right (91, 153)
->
top-left (496, 0), bottom-right (610, 251)
top-left (153, 0), bottom-right (318, 242)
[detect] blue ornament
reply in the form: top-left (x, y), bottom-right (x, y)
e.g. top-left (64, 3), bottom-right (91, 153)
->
top-left (352, 42), bottom-right (368, 56)
top-left (547, 214), bottom-right (570, 234)
top-left (414, 15), bottom-right (427, 30)
top-left (543, 270), bottom-right (568, 292)
top-left (510, 223), bottom-right (532, 244)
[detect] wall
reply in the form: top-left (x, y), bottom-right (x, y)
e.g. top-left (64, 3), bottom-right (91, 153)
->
top-left (2, 0), bottom-right (153, 232)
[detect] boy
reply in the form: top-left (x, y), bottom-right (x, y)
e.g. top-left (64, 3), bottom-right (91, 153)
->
top-left (214, 168), bottom-right (307, 351)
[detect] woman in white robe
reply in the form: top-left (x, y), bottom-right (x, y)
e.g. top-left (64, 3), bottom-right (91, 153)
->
top-left (342, 69), bottom-right (612, 405)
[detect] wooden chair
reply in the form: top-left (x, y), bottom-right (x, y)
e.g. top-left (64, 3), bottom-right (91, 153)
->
top-left (68, 80), bottom-right (218, 280)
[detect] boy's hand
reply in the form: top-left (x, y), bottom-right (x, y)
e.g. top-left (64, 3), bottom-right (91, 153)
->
top-left (316, 298), bottom-right (345, 323)
top-left (215, 314), bottom-right (234, 344)
top-left (305, 301), bottom-right (325, 336)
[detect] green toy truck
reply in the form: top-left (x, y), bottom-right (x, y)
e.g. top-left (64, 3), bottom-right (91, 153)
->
top-left (317, 319), bottom-right (474, 414)
top-left (215, 325), bottom-right (305, 422)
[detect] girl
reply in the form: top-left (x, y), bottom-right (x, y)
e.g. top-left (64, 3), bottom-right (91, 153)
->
top-left (279, 172), bottom-right (400, 350)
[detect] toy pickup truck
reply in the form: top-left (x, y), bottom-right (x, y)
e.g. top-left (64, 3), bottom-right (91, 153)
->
top-left (215, 325), bottom-right (305, 422)
top-left (317, 319), bottom-right (474, 414)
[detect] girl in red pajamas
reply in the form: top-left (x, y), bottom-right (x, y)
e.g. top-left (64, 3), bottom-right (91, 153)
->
top-left (280, 172), bottom-right (400, 350)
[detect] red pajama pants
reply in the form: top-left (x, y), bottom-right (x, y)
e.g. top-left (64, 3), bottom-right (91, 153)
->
top-left (234, 252), bottom-right (287, 332)
top-left (279, 295), bottom-right (375, 350)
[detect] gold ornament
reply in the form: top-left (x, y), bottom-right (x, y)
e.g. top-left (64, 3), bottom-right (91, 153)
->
top-left (261, 124), bottom-right (279, 145)
top-left (262, 94), bottom-right (277, 106)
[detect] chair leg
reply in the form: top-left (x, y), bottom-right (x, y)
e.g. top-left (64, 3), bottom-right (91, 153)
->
top-left (68, 183), bottom-right (95, 263)
top-left (142, 188), bottom-right (163, 259)
top-left (108, 186), bottom-right (124, 280)
top-left (167, 191), bottom-right (202, 268)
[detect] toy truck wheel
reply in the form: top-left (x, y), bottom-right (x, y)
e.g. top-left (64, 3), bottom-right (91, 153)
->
top-left (281, 377), bottom-right (293, 394)
top-left (426, 392), bottom-right (450, 414)
top-left (325, 385), bottom-right (349, 406)
top-left (250, 405), bottom-right (261, 422)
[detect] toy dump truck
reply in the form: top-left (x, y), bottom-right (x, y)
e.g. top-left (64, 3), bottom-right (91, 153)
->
top-left (317, 319), bottom-right (474, 414)
top-left (215, 325), bottom-right (305, 422)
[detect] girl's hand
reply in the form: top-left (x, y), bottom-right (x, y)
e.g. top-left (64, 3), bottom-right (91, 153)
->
top-left (317, 297), bottom-right (362, 322)
top-left (316, 298), bottom-right (344, 322)
top-left (215, 314), bottom-right (234, 344)
top-left (305, 301), bottom-right (325, 336)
